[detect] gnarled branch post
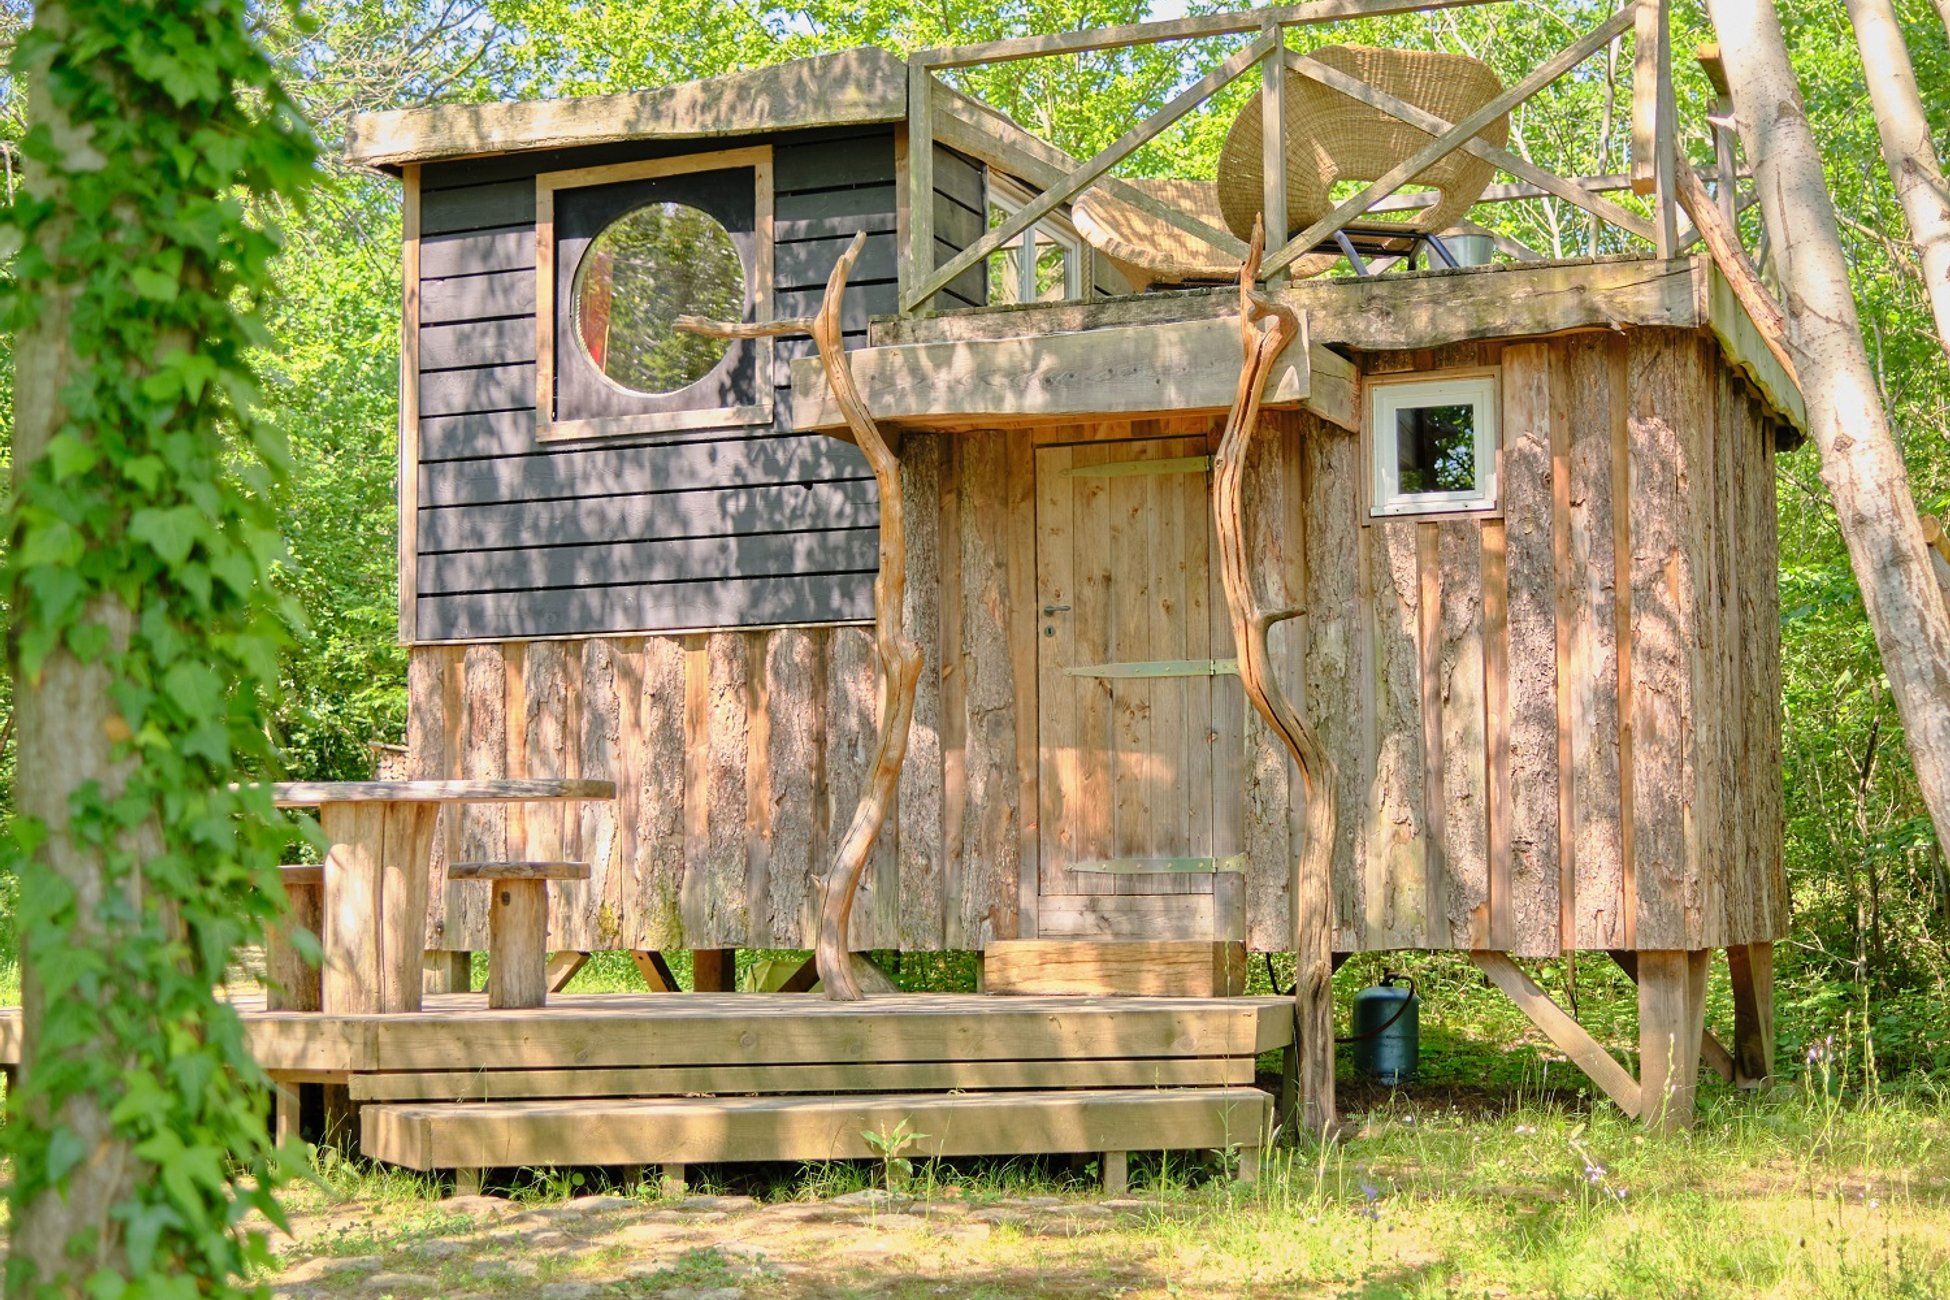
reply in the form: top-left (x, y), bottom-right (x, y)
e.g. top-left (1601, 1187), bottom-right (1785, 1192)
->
top-left (1212, 219), bottom-right (1339, 1137)
top-left (679, 231), bottom-right (919, 1000)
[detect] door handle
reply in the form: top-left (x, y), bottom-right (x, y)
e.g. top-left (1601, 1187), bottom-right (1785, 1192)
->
top-left (1042, 604), bottom-right (1072, 615)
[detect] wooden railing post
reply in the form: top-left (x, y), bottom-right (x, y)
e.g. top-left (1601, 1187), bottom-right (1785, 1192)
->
top-left (1259, 18), bottom-right (1289, 280)
top-left (904, 57), bottom-right (936, 314)
top-left (1631, 0), bottom-right (1679, 256)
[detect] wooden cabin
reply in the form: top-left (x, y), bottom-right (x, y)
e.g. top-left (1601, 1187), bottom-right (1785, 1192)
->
top-left (230, 0), bottom-right (1803, 1174)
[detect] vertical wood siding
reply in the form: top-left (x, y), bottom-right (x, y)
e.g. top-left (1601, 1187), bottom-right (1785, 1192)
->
top-left (410, 129), bottom-right (986, 642)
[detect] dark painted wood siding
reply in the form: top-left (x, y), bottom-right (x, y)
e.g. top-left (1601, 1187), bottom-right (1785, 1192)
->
top-left (413, 126), bottom-right (986, 642)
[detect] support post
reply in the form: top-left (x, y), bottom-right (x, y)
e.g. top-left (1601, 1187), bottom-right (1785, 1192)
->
top-left (545, 950), bottom-right (590, 992)
top-left (1213, 221), bottom-right (1338, 1137)
top-left (660, 1163), bottom-right (687, 1198)
top-left (691, 948), bottom-right (737, 993)
top-left (487, 879), bottom-right (549, 1009)
top-left (630, 949), bottom-right (680, 992)
top-left (271, 1075), bottom-right (300, 1149)
top-left (453, 1168), bottom-right (483, 1197)
top-left (1727, 941), bottom-right (1774, 1088)
top-left (1637, 948), bottom-right (1710, 1132)
top-left (422, 950), bottom-right (471, 995)
top-left (1102, 1151), bottom-right (1129, 1195)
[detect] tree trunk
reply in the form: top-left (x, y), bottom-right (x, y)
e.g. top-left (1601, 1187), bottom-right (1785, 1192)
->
top-left (9, 28), bottom-right (143, 1278)
top-left (1706, 0), bottom-right (1950, 862)
top-left (1845, 0), bottom-right (1950, 363)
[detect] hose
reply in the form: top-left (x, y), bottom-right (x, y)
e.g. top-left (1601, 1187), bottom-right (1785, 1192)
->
top-left (1262, 953), bottom-right (1418, 1043)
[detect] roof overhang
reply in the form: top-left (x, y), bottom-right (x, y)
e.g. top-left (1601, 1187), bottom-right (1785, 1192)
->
top-left (345, 46), bottom-right (908, 172)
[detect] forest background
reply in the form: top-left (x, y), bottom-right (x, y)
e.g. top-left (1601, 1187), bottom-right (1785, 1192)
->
top-left (0, 0), bottom-right (1944, 1079)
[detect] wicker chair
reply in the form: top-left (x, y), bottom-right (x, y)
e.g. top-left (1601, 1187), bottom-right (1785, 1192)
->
top-left (1071, 178), bottom-right (1244, 293)
top-left (1214, 44), bottom-right (1509, 249)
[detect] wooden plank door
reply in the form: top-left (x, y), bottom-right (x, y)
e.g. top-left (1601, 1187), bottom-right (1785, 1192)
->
top-left (1034, 436), bottom-right (1245, 941)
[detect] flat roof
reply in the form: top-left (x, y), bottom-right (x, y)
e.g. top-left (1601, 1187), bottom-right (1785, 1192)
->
top-left (345, 46), bottom-right (907, 171)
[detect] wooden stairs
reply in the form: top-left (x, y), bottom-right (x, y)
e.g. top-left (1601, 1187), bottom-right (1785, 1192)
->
top-left (241, 991), bottom-right (1292, 1187)
top-left (362, 1088), bottom-right (1274, 1190)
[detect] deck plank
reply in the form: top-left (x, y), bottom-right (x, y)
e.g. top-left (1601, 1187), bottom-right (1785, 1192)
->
top-left (361, 1086), bottom-right (1273, 1169)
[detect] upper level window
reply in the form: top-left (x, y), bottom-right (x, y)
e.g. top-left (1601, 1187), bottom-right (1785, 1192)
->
top-left (1369, 372), bottom-right (1499, 517)
top-left (574, 202), bottom-right (744, 396)
top-left (537, 146), bottom-right (773, 442)
top-left (987, 174), bottom-right (1083, 305)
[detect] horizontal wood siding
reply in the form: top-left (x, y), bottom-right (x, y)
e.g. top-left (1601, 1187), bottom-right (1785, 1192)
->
top-left (410, 127), bottom-right (988, 642)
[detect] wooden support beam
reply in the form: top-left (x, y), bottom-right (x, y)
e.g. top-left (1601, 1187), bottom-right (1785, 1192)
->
top-left (422, 950), bottom-right (471, 996)
top-left (630, 950), bottom-right (680, 993)
top-left (911, 0), bottom-right (1497, 67)
top-left (1608, 951), bottom-right (1736, 1085)
top-left (1471, 950), bottom-right (1642, 1115)
top-left (660, 1163), bottom-right (687, 1197)
top-left (453, 1167), bottom-right (484, 1197)
top-left (1637, 949), bottom-right (1710, 1132)
top-left (1213, 223), bottom-right (1338, 1138)
top-left (272, 1075), bottom-right (301, 1150)
top-left (791, 314), bottom-right (1314, 433)
top-left (546, 951), bottom-right (589, 993)
top-left (1102, 1150), bottom-right (1129, 1195)
top-left (929, 83), bottom-right (1248, 259)
top-left (1727, 941), bottom-right (1775, 1088)
top-left (691, 948), bottom-right (737, 993)
top-left (266, 867), bottom-right (323, 1013)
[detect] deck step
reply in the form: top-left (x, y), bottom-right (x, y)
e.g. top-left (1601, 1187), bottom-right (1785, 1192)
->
top-left (984, 940), bottom-right (1248, 996)
top-left (347, 1055), bottom-right (1255, 1102)
top-left (361, 1087), bottom-right (1272, 1171)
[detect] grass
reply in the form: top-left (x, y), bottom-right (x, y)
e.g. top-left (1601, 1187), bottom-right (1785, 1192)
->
top-left (257, 1080), bottom-right (1950, 1297)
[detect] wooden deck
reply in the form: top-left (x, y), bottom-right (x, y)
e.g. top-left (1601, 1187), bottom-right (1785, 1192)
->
top-left (0, 993), bottom-right (1290, 1180)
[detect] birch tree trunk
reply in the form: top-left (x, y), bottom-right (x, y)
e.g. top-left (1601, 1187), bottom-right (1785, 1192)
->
top-left (1706, 0), bottom-right (1950, 858)
top-left (1845, 0), bottom-right (1950, 363)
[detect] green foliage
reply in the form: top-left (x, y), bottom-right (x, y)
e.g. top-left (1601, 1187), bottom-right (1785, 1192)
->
top-left (2, 0), bottom-right (317, 1290)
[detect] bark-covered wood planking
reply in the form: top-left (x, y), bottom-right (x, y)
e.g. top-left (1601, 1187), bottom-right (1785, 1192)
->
top-left (1310, 330), bottom-right (1785, 956)
top-left (409, 127), bottom-right (987, 643)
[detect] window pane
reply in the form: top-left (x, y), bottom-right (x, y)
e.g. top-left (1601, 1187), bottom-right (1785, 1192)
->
top-left (1395, 403), bottom-right (1477, 494)
top-left (574, 201), bottom-right (744, 395)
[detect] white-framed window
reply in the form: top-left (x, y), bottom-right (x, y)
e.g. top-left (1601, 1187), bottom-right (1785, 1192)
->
top-left (1368, 371), bottom-right (1500, 518)
top-left (986, 173), bottom-right (1084, 305)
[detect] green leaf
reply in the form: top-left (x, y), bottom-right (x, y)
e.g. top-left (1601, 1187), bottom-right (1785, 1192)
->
top-left (129, 506), bottom-right (206, 567)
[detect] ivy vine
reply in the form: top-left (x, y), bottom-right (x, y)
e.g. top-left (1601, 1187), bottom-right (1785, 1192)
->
top-left (5, 1), bottom-right (317, 1292)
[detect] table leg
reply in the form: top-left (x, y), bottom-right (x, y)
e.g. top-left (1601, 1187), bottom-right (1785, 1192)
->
top-left (320, 803), bottom-right (385, 1015)
top-left (379, 803), bottom-right (438, 1012)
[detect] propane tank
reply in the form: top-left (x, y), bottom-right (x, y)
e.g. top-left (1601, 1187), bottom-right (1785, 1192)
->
top-left (1350, 973), bottom-right (1419, 1085)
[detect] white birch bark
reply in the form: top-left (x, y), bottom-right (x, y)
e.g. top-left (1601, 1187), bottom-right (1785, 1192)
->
top-left (1707, 0), bottom-right (1950, 860)
top-left (1846, 0), bottom-right (1950, 364)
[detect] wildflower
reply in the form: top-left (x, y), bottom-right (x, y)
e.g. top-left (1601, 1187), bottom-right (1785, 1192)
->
top-left (1514, 1124), bottom-right (1537, 1136)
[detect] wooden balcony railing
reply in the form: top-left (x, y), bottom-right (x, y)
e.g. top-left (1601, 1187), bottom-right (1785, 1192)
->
top-left (901, 0), bottom-right (1719, 315)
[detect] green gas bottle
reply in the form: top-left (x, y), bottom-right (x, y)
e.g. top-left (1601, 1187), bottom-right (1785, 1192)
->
top-left (1350, 973), bottom-right (1419, 1085)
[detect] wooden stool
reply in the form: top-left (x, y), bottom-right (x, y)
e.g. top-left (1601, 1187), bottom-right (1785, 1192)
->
top-left (447, 861), bottom-right (590, 1009)
top-left (265, 864), bottom-right (324, 1012)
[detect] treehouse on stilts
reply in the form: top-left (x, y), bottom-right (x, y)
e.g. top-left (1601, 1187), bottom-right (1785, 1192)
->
top-left (0, 0), bottom-right (1806, 1179)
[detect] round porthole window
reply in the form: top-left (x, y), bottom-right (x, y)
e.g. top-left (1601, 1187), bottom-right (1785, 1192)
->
top-left (573, 201), bottom-right (746, 395)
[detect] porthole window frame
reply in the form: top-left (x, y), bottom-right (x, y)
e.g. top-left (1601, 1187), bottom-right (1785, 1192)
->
top-left (1365, 368), bottom-right (1501, 520)
top-left (535, 146), bottom-right (774, 443)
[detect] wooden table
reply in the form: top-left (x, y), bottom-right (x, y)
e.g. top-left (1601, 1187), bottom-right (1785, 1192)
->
top-left (268, 779), bottom-right (616, 1015)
